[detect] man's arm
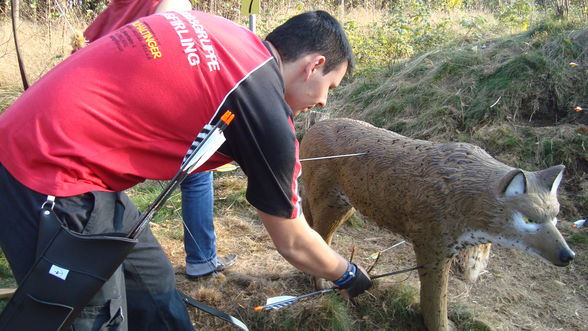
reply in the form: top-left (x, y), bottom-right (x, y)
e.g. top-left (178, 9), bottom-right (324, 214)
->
top-left (257, 210), bottom-right (348, 280)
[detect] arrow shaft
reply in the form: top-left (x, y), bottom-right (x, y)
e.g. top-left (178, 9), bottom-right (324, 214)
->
top-left (379, 240), bottom-right (406, 253)
top-left (371, 265), bottom-right (422, 280)
top-left (300, 152), bottom-right (367, 162)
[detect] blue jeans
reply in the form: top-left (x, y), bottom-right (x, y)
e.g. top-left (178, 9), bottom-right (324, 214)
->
top-left (180, 171), bottom-right (217, 274)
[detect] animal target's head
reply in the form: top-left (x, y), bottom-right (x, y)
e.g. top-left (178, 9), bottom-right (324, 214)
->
top-left (493, 165), bottom-right (575, 266)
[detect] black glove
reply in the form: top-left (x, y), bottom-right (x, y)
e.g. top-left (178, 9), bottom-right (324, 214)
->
top-left (334, 262), bottom-right (372, 298)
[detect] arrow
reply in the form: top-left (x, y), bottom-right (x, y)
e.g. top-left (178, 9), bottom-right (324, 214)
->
top-left (300, 152), bottom-right (367, 162)
top-left (371, 265), bottom-right (423, 280)
top-left (209, 152), bottom-right (368, 173)
top-left (253, 265), bottom-right (422, 311)
top-left (369, 240), bottom-right (406, 259)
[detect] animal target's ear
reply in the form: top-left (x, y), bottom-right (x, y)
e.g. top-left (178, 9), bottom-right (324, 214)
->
top-left (501, 169), bottom-right (526, 197)
top-left (537, 165), bottom-right (565, 195)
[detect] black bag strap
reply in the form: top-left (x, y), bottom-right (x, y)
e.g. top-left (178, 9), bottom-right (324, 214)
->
top-left (36, 196), bottom-right (62, 257)
top-left (178, 290), bottom-right (249, 331)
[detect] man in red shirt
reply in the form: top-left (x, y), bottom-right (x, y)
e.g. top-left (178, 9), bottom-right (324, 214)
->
top-left (0, 10), bottom-right (371, 330)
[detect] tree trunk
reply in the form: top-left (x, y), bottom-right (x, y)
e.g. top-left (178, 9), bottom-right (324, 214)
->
top-left (12, 0), bottom-right (20, 21)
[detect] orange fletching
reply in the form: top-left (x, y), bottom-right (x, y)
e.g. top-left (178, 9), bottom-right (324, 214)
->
top-left (220, 110), bottom-right (235, 125)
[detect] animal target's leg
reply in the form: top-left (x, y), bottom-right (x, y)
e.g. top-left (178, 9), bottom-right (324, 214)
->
top-left (414, 244), bottom-right (452, 331)
top-left (302, 185), bottom-right (354, 290)
top-left (304, 186), bottom-right (354, 246)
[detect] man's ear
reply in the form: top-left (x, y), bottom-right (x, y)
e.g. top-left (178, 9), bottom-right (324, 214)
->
top-left (304, 55), bottom-right (326, 81)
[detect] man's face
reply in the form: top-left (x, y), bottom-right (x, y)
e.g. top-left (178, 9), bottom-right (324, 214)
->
top-left (285, 60), bottom-right (348, 116)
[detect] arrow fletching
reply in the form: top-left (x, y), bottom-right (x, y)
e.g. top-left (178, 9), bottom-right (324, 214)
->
top-left (182, 110), bottom-right (235, 173)
top-left (267, 296), bottom-right (297, 305)
top-left (253, 289), bottom-right (334, 311)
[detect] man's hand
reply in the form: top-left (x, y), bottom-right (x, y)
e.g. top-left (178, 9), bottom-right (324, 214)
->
top-left (336, 263), bottom-right (372, 298)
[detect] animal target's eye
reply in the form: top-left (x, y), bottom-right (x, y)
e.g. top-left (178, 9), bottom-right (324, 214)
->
top-left (522, 216), bottom-right (537, 224)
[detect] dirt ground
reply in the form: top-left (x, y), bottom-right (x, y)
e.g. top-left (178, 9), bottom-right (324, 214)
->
top-left (153, 171), bottom-right (587, 331)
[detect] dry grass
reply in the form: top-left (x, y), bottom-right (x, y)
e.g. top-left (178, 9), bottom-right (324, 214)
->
top-left (0, 16), bottom-right (86, 84)
top-left (1, 12), bottom-right (89, 111)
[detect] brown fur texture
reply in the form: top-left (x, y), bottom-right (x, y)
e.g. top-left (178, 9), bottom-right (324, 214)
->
top-left (300, 118), bottom-right (575, 331)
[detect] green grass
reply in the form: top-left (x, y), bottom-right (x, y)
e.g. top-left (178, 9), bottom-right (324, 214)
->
top-left (126, 180), bottom-right (183, 224)
top-left (449, 304), bottom-right (493, 331)
top-left (354, 283), bottom-right (425, 330)
top-left (330, 19), bottom-right (587, 130)
top-left (567, 233), bottom-right (588, 247)
top-left (0, 250), bottom-right (16, 311)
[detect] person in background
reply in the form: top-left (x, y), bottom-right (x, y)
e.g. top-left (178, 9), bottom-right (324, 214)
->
top-left (0, 9), bottom-right (372, 330)
top-left (181, 171), bottom-right (237, 278)
top-left (83, 0), bottom-right (192, 43)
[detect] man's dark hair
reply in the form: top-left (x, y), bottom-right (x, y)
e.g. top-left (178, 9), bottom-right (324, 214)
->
top-left (265, 10), bottom-right (354, 75)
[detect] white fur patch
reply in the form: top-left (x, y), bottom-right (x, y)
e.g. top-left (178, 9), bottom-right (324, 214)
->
top-left (513, 212), bottom-right (541, 232)
top-left (551, 171), bottom-right (563, 195)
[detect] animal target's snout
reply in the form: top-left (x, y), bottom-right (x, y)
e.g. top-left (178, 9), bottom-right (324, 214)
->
top-left (559, 248), bottom-right (575, 265)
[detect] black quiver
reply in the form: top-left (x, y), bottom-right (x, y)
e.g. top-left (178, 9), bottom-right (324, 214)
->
top-left (0, 204), bottom-right (137, 331)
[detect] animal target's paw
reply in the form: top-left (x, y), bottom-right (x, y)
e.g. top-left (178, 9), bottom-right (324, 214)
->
top-left (452, 244), bottom-right (491, 283)
top-left (313, 277), bottom-right (332, 290)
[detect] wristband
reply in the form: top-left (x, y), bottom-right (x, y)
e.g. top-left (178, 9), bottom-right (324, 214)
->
top-left (333, 261), bottom-right (356, 287)
top-left (344, 266), bottom-right (372, 297)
